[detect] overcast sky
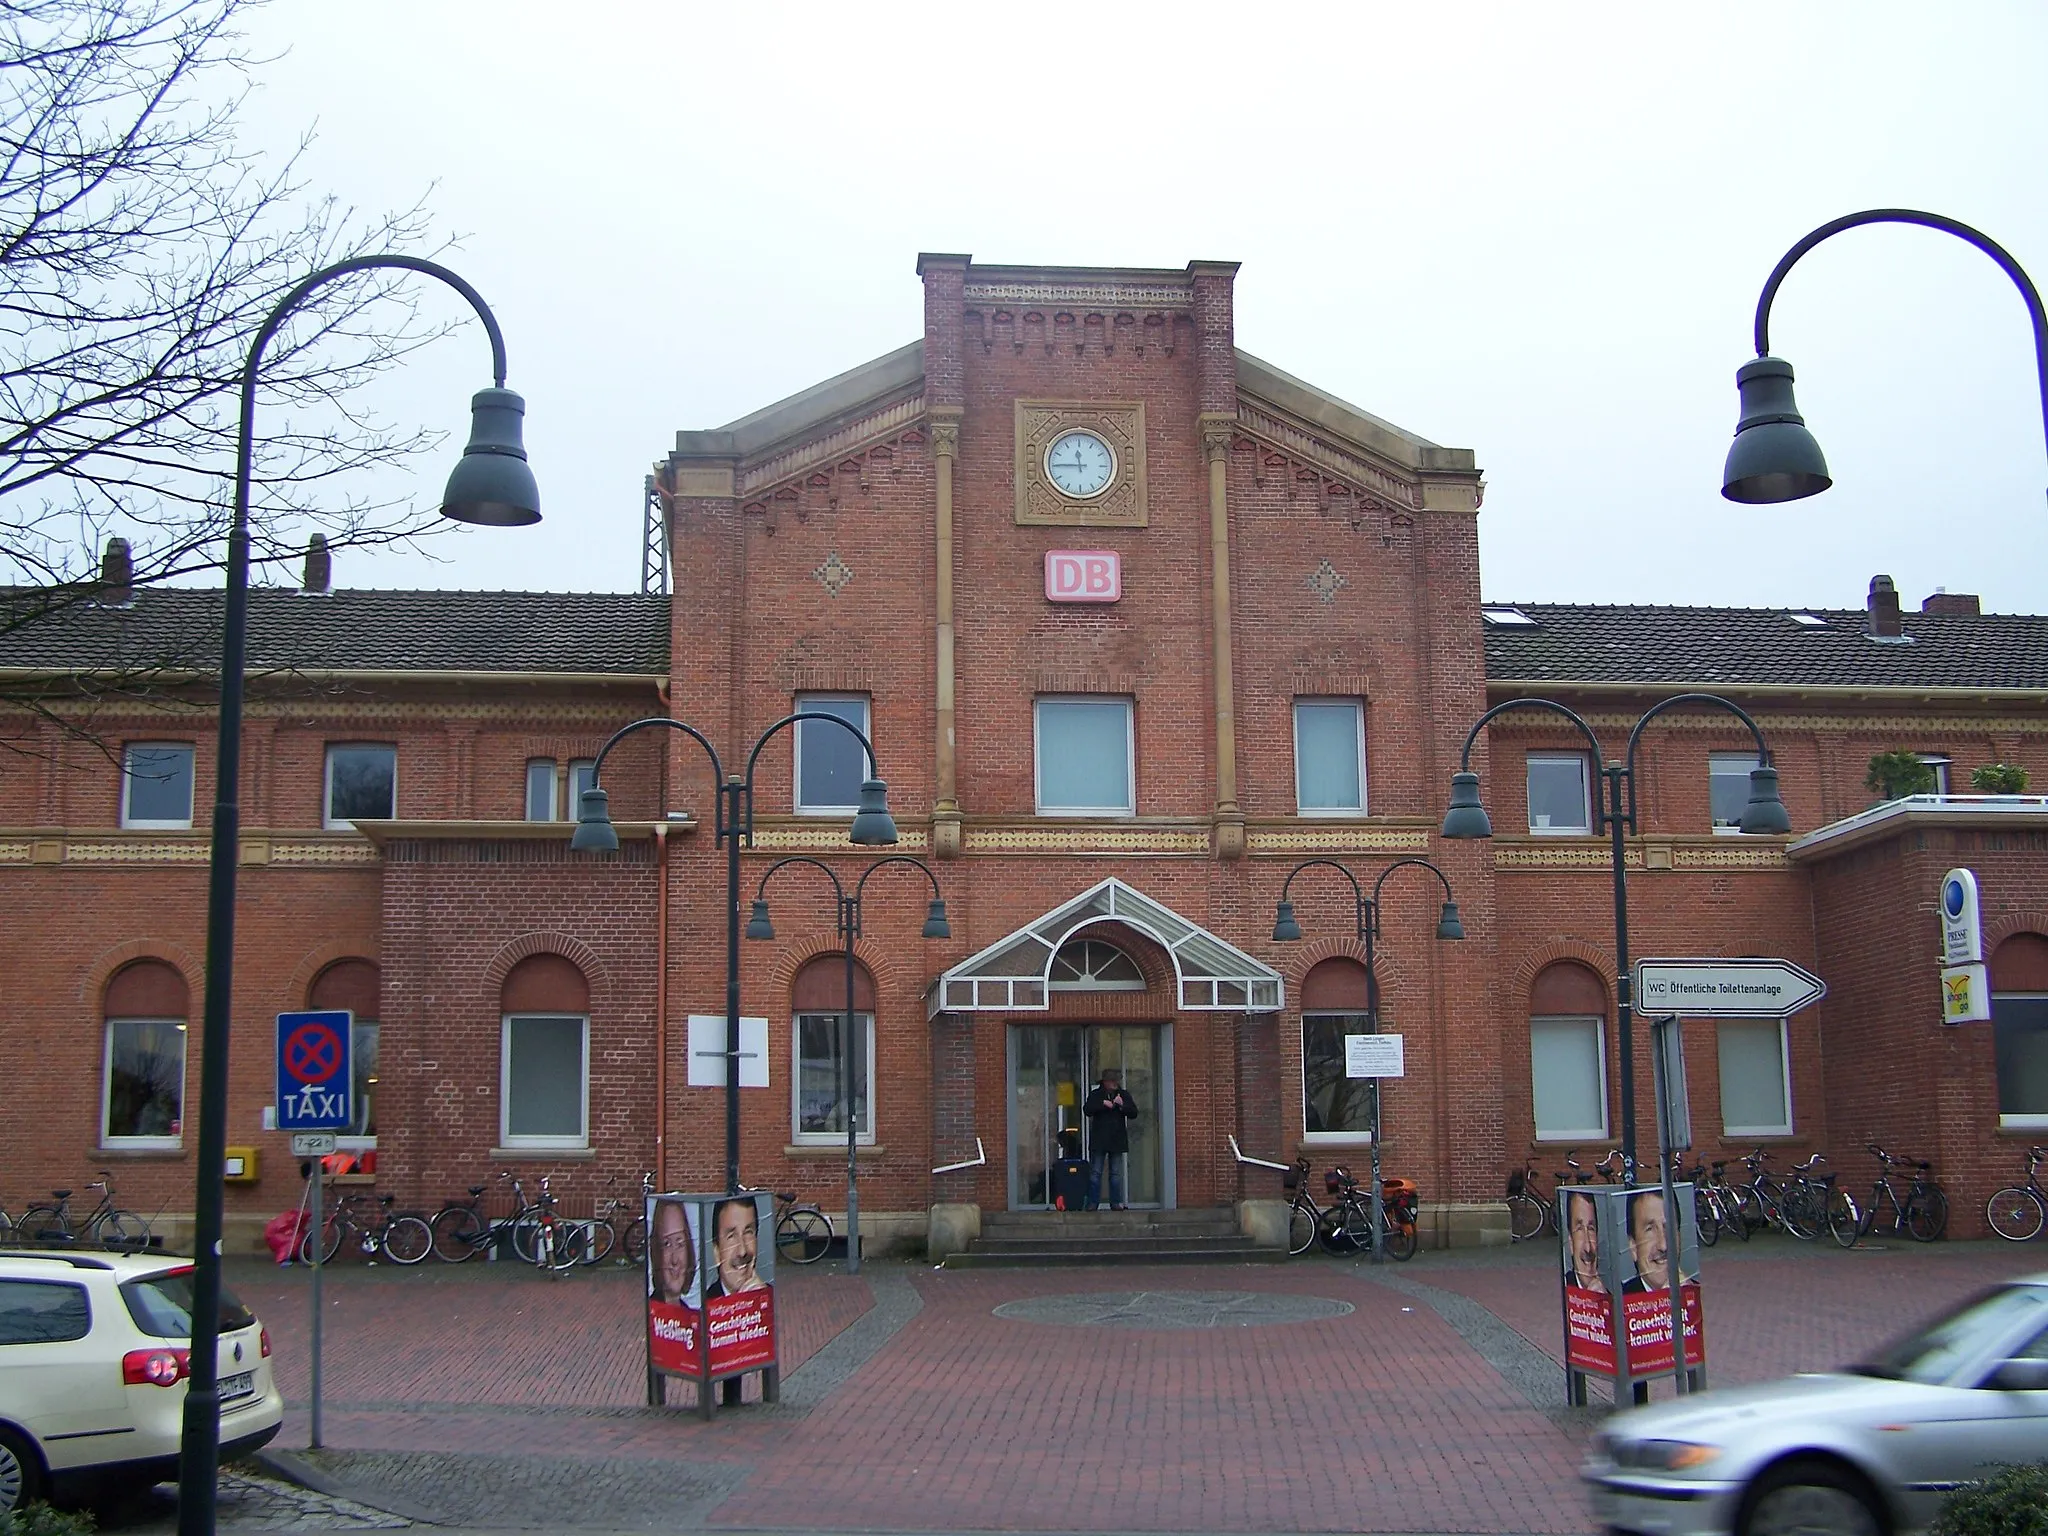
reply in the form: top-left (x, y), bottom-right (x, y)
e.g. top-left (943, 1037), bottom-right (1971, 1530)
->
top-left (236, 2), bottom-right (2048, 613)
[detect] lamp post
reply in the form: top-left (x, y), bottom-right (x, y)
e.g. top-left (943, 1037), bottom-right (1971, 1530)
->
top-left (1438, 695), bottom-right (1790, 1179)
top-left (1271, 857), bottom-right (1464, 1262)
top-left (182, 256), bottom-right (538, 1536)
top-left (1720, 208), bottom-right (2048, 505)
top-left (570, 715), bottom-right (897, 1195)
top-left (744, 855), bottom-right (949, 1273)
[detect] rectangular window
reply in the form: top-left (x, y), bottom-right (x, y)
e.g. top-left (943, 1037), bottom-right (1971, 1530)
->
top-left (1302, 1011), bottom-right (1375, 1138)
top-left (525, 759), bottom-right (558, 821)
top-left (1530, 1015), bottom-right (1608, 1141)
top-left (104, 1018), bottom-right (185, 1147)
top-left (1995, 994), bottom-right (2048, 1129)
top-left (1717, 1019), bottom-right (1793, 1135)
top-left (0, 1281), bottom-right (92, 1345)
top-left (793, 1011), bottom-right (875, 1144)
top-left (121, 743), bottom-right (195, 829)
top-left (341, 1020), bottom-right (379, 1143)
top-left (794, 695), bottom-right (871, 814)
top-left (1035, 697), bottom-right (1134, 815)
top-left (1294, 700), bottom-right (1366, 814)
top-left (325, 743), bottom-right (396, 828)
top-left (1710, 752), bottom-right (1762, 834)
top-left (1526, 753), bottom-right (1592, 834)
top-left (500, 1014), bottom-right (589, 1148)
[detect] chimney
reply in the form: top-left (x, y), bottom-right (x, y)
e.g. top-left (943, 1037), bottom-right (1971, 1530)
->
top-left (1866, 574), bottom-right (1903, 638)
top-left (1920, 587), bottom-right (1980, 616)
top-left (98, 536), bottom-right (133, 606)
top-left (301, 534), bottom-right (331, 594)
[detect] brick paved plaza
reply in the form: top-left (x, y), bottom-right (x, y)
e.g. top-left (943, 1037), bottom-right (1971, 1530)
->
top-left (95, 1236), bottom-right (2042, 1533)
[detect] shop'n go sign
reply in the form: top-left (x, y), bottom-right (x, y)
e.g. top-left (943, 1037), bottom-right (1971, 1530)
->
top-left (1045, 550), bottom-right (1121, 603)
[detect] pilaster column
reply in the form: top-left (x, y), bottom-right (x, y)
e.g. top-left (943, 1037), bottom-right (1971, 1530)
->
top-left (1202, 413), bottom-right (1245, 859)
top-left (930, 409), bottom-right (963, 859)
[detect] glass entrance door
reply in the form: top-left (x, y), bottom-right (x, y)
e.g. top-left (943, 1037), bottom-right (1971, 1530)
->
top-left (1008, 1024), bottom-right (1170, 1209)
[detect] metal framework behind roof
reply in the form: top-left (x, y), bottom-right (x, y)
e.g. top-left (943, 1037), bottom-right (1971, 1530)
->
top-left (926, 877), bottom-right (1284, 1019)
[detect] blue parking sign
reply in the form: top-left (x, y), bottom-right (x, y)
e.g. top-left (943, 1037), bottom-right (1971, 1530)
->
top-left (277, 1010), bottom-right (353, 1131)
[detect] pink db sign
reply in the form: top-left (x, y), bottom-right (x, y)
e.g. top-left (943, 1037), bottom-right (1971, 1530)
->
top-left (1045, 551), bottom-right (1122, 602)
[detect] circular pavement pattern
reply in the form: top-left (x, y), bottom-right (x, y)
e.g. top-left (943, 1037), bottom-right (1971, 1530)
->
top-left (992, 1289), bottom-right (1354, 1330)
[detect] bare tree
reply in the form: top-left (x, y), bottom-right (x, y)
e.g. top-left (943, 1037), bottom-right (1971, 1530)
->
top-left (1, 0), bottom-right (458, 641)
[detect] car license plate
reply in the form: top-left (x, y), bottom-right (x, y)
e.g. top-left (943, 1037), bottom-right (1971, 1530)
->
top-left (220, 1371), bottom-right (254, 1401)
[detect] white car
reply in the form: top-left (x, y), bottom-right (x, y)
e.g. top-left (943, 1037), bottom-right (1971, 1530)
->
top-left (0, 1249), bottom-right (283, 1510)
top-left (1583, 1274), bottom-right (2048, 1536)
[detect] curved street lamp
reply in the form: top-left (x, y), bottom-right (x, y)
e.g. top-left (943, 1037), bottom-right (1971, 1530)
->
top-left (745, 853), bottom-right (949, 1273)
top-left (184, 255), bottom-right (538, 1535)
top-left (1437, 694), bottom-right (1789, 1179)
top-left (1722, 208), bottom-right (2048, 505)
top-left (1270, 856), bottom-right (1464, 1262)
top-left (570, 712), bottom-right (898, 1202)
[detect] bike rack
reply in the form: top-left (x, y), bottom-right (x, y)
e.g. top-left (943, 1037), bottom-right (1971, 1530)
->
top-left (932, 1137), bottom-right (985, 1176)
top-left (1228, 1134), bottom-right (1293, 1174)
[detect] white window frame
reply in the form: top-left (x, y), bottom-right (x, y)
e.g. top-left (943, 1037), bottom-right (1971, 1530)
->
top-left (121, 742), bottom-right (196, 830)
top-left (102, 1016), bottom-right (187, 1150)
top-left (1301, 1009), bottom-right (1377, 1143)
top-left (525, 758), bottom-right (558, 821)
top-left (791, 1009), bottom-right (877, 1146)
top-left (324, 743), bottom-right (397, 830)
top-left (1526, 752), bottom-right (1593, 836)
top-left (1293, 699), bottom-right (1367, 816)
top-left (793, 694), bottom-right (872, 815)
top-left (1716, 1017), bottom-right (1794, 1137)
top-left (1995, 991), bottom-right (2048, 1131)
top-left (1709, 751), bottom-right (1762, 836)
top-left (1033, 695), bottom-right (1135, 817)
top-left (499, 1013), bottom-right (590, 1150)
top-left (337, 1018), bottom-right (380, 1150)
top-left (1530, 1014), bottom-right (1609, 1142)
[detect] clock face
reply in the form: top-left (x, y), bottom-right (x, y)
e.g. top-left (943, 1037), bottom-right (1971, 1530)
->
top-left (1044, 430), bottom-right (1116, 499)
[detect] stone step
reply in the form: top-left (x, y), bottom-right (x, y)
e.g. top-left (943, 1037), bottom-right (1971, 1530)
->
top-left (947, 1246), bottom-right (1287, 1268)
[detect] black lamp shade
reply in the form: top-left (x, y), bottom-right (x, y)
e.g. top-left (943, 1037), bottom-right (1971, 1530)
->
top-left (1441, 771), bottom-right (1494, 840)
top-left (1271, 900), bottom-right (1302, 943)
top-left (1722, 356), bottom-right (1831, 504)
top-left (1436, 901), bottom-right (1466, 942)
top-left (745, 899), bottom-right (775, 941)
top-left (568, 784), bottom-right (618, 853)
top-left (848, 779), bottom-right (899, 846)
top-left (1739, 764), bottom-right (1793, 835)
top-left (441, 387), bottom-right (541, 526)
top-left (922, 898), bottom-right (951, 940)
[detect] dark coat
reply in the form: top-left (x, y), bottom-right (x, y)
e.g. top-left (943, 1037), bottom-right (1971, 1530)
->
top-left (1083, 1082), bottom-right (1139, 1154)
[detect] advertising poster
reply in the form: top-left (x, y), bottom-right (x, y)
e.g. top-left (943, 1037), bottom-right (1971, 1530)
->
top-left (1558, 1184), bottom-right (1706, 1381)
top-left (645, 1195), bottom-right (702, 1374)
top-left (702, 1191), bottom-right (777, 1377)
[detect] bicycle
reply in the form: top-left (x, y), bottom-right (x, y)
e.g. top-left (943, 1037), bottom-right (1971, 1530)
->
top-left (430, 1172), bottom-right (548, 1263)
top-left (1506, 1157), bottom-right (1551, 1243)
top-left (1854, 1143), bottom-right (1947, 1244)
top-left (1986, 1145), bottom-right (2048, 1242)
top-left (741, 1184), bottom-right (833, 1264)
top-left (18, 1173), bottom-right (150, 1250)
top-left (301, 1191), bottom-right (433, 1265)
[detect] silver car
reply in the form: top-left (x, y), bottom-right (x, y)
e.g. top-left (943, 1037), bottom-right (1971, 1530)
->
top-left (1583, 1275), bottom-right (2048, 1536)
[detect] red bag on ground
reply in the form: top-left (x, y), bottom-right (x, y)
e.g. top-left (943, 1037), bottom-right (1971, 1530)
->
top-left (264, 1209), bottom-right (308, 1265)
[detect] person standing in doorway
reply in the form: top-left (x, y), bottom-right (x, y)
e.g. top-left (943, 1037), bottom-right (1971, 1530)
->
top-left (1083, 1068), bottom-right (1139, 1210)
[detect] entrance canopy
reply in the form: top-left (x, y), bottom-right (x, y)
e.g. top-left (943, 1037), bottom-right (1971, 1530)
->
top-left (926, 877), bottom-right (1283, 1018)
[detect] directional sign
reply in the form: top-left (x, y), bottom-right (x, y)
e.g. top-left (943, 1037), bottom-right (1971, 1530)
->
top-left (1634, 958), bottom-right (1826, 1019)
top-left (276, 1010), bottom-right (353, 1131)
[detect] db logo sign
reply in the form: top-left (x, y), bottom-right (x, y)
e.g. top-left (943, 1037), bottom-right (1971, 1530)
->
top-left (1045, 551), bottom-right (1122, 603)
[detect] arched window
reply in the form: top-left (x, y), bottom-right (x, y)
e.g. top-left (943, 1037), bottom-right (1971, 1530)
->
top-left (791, 954), bottom-right (876, 1145)
top-left (1529, 961), bottom-right (1609, 1142)
top-left (1993, 932), bottom-right (2048, 1130)
top-left (500, 954), bottom-right (589, 1150)
top-left (103, 960), bottom-right (187, 1148)
top-left (1048, 938), bottom-right (1144, 990)
top-left (309, 959), bottom-right (381, 1143)
top-left (1301, 958), bottom-right (1373, 1140)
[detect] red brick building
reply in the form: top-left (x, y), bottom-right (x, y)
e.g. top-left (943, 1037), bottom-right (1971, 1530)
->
top-left (3, 256), bottom-right (2045, 1251)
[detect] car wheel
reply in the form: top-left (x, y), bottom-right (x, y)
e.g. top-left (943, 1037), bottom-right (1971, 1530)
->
top-left (1738, 1458), bottom-right (1885, 1536)
top-left (0, 1424), bottom-right (45, 1513)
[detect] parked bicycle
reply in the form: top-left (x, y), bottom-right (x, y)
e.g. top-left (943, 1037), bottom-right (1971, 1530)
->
top-left (301, 1190), bottom-right (432, 1265)
top-left (740, 1183), bottom-right (833, 1265)
top-left (17, 1173), bottom-right (150, 1250)
top-left (430, 1172), bottom-right (548, 1263)
top-left (1986, 1145), bottom-right (2048, 1242)
top-left (1853, 1143), bottom-right (1947, 1244)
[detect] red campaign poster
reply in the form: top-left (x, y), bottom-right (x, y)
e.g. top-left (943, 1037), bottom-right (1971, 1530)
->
top-left (1563, 1284), bottom-right (1617, 1373)
top-left (647, 1299), bottom-right (701, 1375)
top-left (1621, 1284), bottom-right (1705, 1375)
top-left (706, 1288), bottom-right (775, 1375)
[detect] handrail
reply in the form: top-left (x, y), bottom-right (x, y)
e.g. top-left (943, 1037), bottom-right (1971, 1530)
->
top-left (932, 1137), bottom-right (986, 1176)
top-left (1228, 1134), bottom-right (1294, 1174)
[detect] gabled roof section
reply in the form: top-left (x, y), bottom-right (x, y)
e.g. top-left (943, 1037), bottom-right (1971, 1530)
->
top-left (1483, 603), bottom-right (2048, 692)
top-left (927, 877), bottom-right (1283, 1018)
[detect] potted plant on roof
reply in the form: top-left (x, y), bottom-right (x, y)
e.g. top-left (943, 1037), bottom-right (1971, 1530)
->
top-left (1970, 763), bottom-right (2030, 797)
top-left (1865, 750), bottom-right (1937, 804)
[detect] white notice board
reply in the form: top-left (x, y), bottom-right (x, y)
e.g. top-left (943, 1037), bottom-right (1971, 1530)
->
top-left (687, 1015), bottom-right (770, 1087)
top-left (1344, 1033), bottom-right (1405, 1079)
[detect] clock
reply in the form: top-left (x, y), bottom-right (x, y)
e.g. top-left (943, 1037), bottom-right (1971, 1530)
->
top-left (1043, 429), bottom-right (1116, 500)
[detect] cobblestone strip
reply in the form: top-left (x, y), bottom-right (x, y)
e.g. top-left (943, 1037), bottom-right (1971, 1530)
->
top-left (1355, 1264), bottom-right (1589, 1419)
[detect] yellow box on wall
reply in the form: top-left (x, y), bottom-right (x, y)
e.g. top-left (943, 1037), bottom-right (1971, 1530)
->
top-left (223, 1146), bottom-right (259, 1183)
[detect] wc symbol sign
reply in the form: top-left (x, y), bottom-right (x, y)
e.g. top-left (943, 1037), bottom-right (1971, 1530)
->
top-left (276, 1010), bottom-right (353, 1131)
